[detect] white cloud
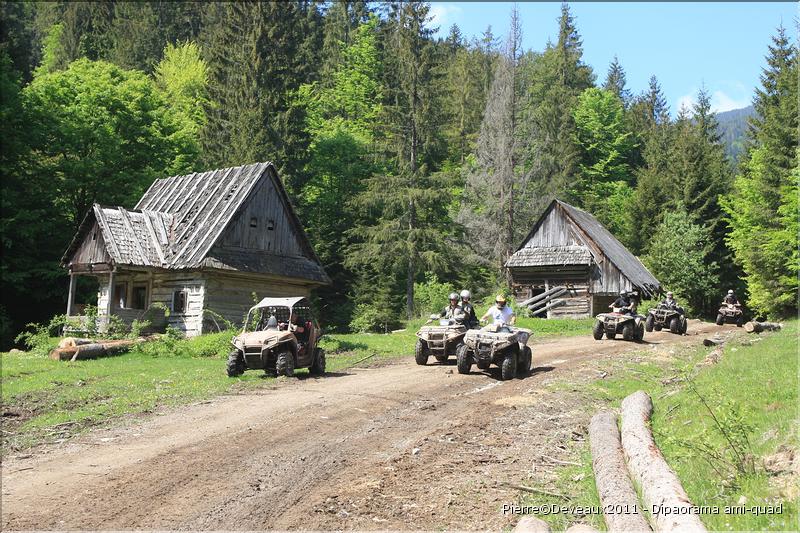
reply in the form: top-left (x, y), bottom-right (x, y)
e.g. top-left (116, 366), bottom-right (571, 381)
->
top-left (429, 3), bottom-right (463, 29)
top-left (675, 87), bottom-right (749, 115)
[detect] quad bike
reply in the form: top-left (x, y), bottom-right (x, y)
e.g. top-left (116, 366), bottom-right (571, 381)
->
top-left (227, 297), bottom-right (325, 377)
top-left (593, 308), bottom-right (645, 341)
top-left (645, 305), bottom-right (687, 334)
top-left (716, 303), bottom-right (743, 327)
top-left (415, 314), bottom-right (468, 365)
top-left (457, 323), bottom-right (532, 380)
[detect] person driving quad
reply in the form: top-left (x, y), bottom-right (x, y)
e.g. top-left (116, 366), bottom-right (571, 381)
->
top-left (440, 292), bottom-right (466, 323)
top-left (459, 289), bottom-right (479, 328)
top-left (480, 294), bottom-right (516, 326)
top-left (610, 291), bottom-right (636, 316)
top-left (723, 289), bottom-right (739, 305)
top-left (660, 291), bottom-right (684, 312)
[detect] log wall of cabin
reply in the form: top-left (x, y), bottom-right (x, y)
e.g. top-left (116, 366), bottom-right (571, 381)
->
top-left (217, 175), bottom-right (304, 257)
top-left (202, 273), bottom-right (312, 332)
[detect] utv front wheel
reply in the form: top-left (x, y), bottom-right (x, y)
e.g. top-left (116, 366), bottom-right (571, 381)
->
top-left (715, 313), bottom-right (724, 326)
top-left (669, 316), bottom-right (681, 334)
top-left (456, 344), bottom-right (472, 375)
top-left (622, 322), bottom-right (635, 341)
top-left (517, 346), bottom-right (532, 378)
top-left (645, 314), bottom-right (654, 332)
top-left (500, 352), bottom-right (517, 381)
top-left (276, 351), bottom-right (295, 377)
top-left (226, 350), bottom-right (244, 377)
top-left (414, 340), bottom-right (429, 365)
top-left (309, 348), bottom-right (326, 375)
top-left (592, 320), bottom-right (604, 340)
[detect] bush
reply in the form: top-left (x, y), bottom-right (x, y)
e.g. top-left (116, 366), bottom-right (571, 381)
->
top-left (349, 303), bottom-right (401, 333)
top-left (14, 314), bottom-right (78, 355)
top-left (413, 274), bottom-right (456, 318)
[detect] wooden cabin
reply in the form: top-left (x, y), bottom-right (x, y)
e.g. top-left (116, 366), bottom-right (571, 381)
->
top-left (61, 162), bottom-right (330, 336)
top-left (506, 199), bottom-right (660, 318)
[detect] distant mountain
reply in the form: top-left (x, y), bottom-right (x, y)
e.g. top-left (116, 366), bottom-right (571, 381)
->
top-left (716, 105), bottom-right (754, 165)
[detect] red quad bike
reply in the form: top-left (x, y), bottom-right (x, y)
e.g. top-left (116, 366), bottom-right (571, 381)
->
top-left (716, 303), bottom-right (743, 327)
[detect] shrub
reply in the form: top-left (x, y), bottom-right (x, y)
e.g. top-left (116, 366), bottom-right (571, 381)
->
top-left (14, 314), bottom-right (78, 355)
top-left (413, 273), bottom-right (456, 318)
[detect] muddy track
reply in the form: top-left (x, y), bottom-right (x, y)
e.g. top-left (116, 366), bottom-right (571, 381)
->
top-left (2, 321), bottom-right (727, 530)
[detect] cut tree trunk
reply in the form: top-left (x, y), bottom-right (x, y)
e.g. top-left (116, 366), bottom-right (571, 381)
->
top-left (57, 337), bottom-right (93, 349)
top-left (588, 411), bottom-right (652, 531)
top-left (513, 516), bottom-right (551, 533)
top-left (620, 391), bottom-right (707, 532)
top-left (743, 321), bottom-right (782, 333)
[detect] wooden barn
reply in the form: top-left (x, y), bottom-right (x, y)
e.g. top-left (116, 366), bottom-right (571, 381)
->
top-left (61, 162), bottom-right (330, 336)
top-left (506, 199), bottom-right (660, 318)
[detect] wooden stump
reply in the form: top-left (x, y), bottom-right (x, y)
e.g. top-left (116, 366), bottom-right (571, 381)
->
top-left (588, 411), bottom-right (652, 531)
top-left (743, 321), bottom-right (782, 333)
top-left (621, 391), bottom-right (707, 532)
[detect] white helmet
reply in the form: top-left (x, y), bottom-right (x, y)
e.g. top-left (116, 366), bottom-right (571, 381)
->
top-left (460, 289), bottom-right (471, 300)
top-left (666, 291), bottom-right (673, 297)
top-left (728, 289), bottom-right (734, 295)
top-left (449, 292), bottom-right (459, 301)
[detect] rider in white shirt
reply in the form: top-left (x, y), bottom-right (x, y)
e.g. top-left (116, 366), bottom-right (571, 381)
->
top-left (480, 294), bottom-right (516, 326)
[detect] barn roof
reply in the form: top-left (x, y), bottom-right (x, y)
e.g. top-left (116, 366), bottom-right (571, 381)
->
top-left (506, 245), bottom-right (592, 268)
top-left (62, 162), bottom-right (329, 284)
top-left (512, 200), bottom-right (660, 294)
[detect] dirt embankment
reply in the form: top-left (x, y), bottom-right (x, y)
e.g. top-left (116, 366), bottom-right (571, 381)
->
top-left (1, 321), bottom-right (725, 530)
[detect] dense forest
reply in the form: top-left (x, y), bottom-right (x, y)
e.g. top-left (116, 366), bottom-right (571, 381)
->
top-left (0, 1), bottom-right (797, 348)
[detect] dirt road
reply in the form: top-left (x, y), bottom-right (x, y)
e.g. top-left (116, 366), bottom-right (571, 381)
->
top-left (2, 321), bottom-right (726, 530)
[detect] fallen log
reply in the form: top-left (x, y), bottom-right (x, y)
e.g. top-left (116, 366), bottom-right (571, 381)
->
top-left (513, 516), bottom-right (551, 533)
top-left (528, 299), bottom-right (567, 316)
top-left (588, 411), bottom-right (652, 531)
top-left (743, 321), bottom-right (782, 333)
top-left (621, 391), bottom-right (707, 532)
top-left (702, 338), bottom-right (724, 347)
top-left (70, 343), bottom-right (107, 361)
top-left (520, 286), bottom-right (566, 307)
top-left (57, 337), bottom-right (93, 349)
top-left (49, 339), bottom-right (138, 361)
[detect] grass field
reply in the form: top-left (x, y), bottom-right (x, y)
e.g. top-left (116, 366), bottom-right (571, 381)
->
top-left (523, 321), bottom-right (798, 531)
top-left (1, 316), bottom-right (592, 451)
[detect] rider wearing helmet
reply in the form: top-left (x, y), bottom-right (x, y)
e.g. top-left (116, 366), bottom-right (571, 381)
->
top-left (611, 290), bottom-right (635, 316)
top-left (662, 291), bottom-right (677, 309)
top-left (459, 289), bottom-right (479, 329)
top-left (480, 294), bottom-right (516, 326)
top-left (441, 292), bottom-right (466, 323)
top-left (723, 289), bottom-right (739, 305)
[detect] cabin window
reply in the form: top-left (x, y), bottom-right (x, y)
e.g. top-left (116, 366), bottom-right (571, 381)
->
top-left (249, 216), bottom-right (258, 228)
top-left (267, 219), bottom-right (275, 230)
top-left (172, 290), bottom-right (188, 314)
top-left (113, 283), bottom-right (127, 308)
top-left (132, 285), bottom-right (147, 310)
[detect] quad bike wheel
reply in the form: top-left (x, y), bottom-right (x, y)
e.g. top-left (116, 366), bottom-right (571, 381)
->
top-left (309, 348), bottom-right (326, 375)
top-left (716, 313), bottom-right (724, 326)
top-left (645, 314), bottom-right (654, 332)
top-left (605, 328), bottom-right (616, 340)
top-left (736, 315), bottom-right (743, 327)
top-left (622, 322), bottom-right (635, 341)
top-left (517, 346), bottom-right (532, 378)
top-left (414, 339), bottom-right (429, 365)
top-left (275, 350), bottom-right (295, 377)
top-left (669, 316), bottom-right (681, 334)
top-left (681, 318), bottom-right (688, 334)
top-left (592, 320), bottom-right (604, 340)
top-left (500, 352), bottom-right (517, 381)
top-left (226, 349), bottom-right (244, 377)
top-left (635, 322), bottom-right (645, 341)
top-left (456, 344), bottom-right (472, 375)
top-left (654, 324), bottom-right (662, 331)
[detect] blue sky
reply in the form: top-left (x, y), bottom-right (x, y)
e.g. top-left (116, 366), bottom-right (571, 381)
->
top-left (427, 2), bottom-right (797, 115)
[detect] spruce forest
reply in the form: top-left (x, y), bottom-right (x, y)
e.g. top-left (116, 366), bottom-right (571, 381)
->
top-left (0, 1), bottom-right (797, 348)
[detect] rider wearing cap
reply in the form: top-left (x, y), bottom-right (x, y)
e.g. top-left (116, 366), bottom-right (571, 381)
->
top-left (459, 289), bottom-right (479, 328)
top-left (610, 291), bottom-right (635, 316)
top-left (480, 294), bottom-right (516, 326)
top-left (440, 292), bottom-right (466, 323)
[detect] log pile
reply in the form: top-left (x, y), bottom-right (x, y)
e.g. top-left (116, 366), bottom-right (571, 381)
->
top-left (49, 338), bottom-right (139, 361)
top-left (743, 321), bottom-right (782, 334)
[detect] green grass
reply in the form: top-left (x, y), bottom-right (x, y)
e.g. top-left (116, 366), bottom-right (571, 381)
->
top-left (524, 321), bottom-right (798, 531)
top-left (1, 316), bottom-right (598, 452)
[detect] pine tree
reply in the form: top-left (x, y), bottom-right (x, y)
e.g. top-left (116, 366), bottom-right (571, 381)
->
top-left (724, 26), bottom-right (798, 317)
top-left (603, 55), bottom-right (630, 105)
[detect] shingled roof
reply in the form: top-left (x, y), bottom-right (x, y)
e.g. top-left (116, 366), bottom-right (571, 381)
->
top-left (62, 162), bottom-right (329, 284)
top-left (512, 199), bottom-right (660, 294)
top-left (505, 245), bottom-right (592, 268)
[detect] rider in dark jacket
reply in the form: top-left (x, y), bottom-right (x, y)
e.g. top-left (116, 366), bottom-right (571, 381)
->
top-left (610, 291), bottom-right (635, 315)
top-left (723, 290), bottom-right (739, 305)
top-left (459, 289), bottom-right (479, 329)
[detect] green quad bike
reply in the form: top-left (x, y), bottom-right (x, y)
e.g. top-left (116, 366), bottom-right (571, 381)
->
top-left (415, 314), bottom-right (468, 365)
top-left (456, 324), bottom-right (533, 381)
